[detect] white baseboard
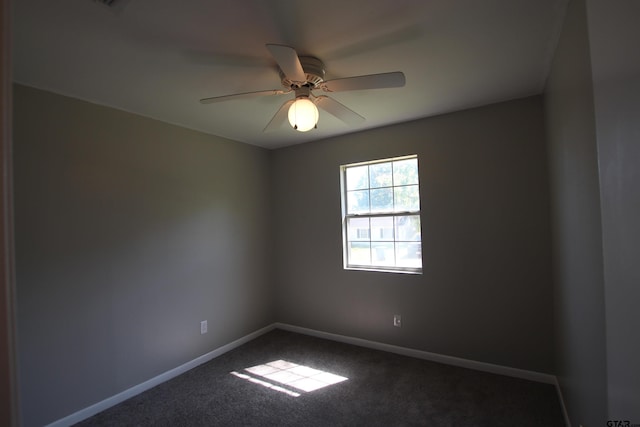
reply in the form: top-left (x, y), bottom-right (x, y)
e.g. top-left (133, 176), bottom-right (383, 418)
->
top-left (46, 324), bottom-right (276, 427)
top-left (275, 323), bottom-right (570, 426)
top-left (274, 322), bottom-right (556, 385)
top-left (554, 376), bottom-right (572, 427)
top-left (48, 322), bottom-right (563, 427)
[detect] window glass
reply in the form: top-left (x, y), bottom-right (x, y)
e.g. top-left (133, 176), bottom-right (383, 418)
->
top-left (393, 158), bottom-right (419, 185)
top-left (394, 185), bottom-right (420, 211)
top-left (347, 190), bottom-right (370, 214)
top-left (370, 188), bottom-right (393, 212)
top-left (369, 162), bottom-right (392, 188)
top-left (341, 155), bottom-right (422, 273)
top-left (346, 165), bottom-right (369, 190)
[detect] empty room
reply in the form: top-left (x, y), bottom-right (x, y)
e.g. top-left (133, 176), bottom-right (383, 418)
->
top-left (2, 0), bottom-right (639, 426)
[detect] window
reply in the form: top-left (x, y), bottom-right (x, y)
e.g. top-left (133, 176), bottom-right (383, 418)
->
top-left (341, 155), bottom-right (422, 274)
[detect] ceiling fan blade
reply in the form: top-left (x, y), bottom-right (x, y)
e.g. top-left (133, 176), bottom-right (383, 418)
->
top-left (315, 96), bottom-right (365, 126)
top-left (263, 99), bottom-right (294, 132)
top-left (266, 44), bottom-right (306, 83)
top-left (321, 72), bottom-right (406, 93)
top-left (199, 89), bottom-right (288, 104)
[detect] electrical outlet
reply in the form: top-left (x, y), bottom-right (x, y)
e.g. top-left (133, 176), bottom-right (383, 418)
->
top-left (393, 314), bottom-right (402, 327)
top-left (200, 320), bottom-right (208, 334)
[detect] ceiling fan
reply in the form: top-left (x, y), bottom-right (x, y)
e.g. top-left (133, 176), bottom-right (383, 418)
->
top-left (199, 44), bottom-right (406, 132)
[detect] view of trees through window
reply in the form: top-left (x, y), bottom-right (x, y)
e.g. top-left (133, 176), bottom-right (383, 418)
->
top-left (341, 156), bottom-right (422, 273)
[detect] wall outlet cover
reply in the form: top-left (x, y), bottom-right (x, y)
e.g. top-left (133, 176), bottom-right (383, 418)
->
top-left (393, 315), bottom-right (402, 327)
top-left (200, 320), bottom-right (208, 334)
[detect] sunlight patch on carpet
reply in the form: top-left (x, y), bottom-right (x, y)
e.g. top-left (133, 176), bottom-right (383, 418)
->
top-left (230, 360), bottom-right (348, 397)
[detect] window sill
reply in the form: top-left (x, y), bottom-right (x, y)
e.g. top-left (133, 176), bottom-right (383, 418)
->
top-left (344, 266), bottom-right (422, 275)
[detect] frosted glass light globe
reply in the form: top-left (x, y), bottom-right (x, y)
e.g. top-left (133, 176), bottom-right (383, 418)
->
top-left (288, 98), bottom-right (319, 132)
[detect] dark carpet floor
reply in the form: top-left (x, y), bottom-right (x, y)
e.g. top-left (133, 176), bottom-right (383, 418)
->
top-left (75, 329), bottom-right (565, 426)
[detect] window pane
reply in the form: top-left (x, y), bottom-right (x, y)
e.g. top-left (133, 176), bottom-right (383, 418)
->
top-left (369, 162), bottom-right (392, 188)
top-left (394, 185), bottom-right (419, 211)
top-left (393, 158), bottom-right (419, 186)
top-left (371, 242), bottom-right (395, 266)
top-left (371, 216), bottom-right (394, 241)
top-left (349, 242), bottom-right (371, 265)
top-left (347, 190), bottom-right (370, 214)
top-left (395, 215), bottom-right (421, 241)
top-left (395, 242), bottom-right (422, 268)
top-left (370, 188), bottom-right (393, 212)
top-left (346, 165), bottom-right (369, 190)
top-left (341, 155), bottom-right (421, 273)
top-left (347, 217), bottom-right (370, 241)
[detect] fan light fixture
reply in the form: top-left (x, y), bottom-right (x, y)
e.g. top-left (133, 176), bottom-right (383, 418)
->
top-left (288, 98), bottom-right (318, 132)
top-left (199, 44), bottom-right (406, 133)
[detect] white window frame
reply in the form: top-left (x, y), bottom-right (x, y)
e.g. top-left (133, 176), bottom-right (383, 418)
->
top-left (340, 155), bottom-right (422, 274)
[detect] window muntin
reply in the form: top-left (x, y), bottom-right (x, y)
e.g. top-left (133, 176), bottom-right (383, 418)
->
top-left (341, 155), bottom-right (422, 273)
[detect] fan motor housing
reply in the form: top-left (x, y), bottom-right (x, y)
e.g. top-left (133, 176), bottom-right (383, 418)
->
top-left (280, 56), bottom-right (325, 89)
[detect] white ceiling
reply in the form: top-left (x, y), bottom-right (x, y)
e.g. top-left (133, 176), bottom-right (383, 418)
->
top-left (13, 0), bottom-right (568, 149)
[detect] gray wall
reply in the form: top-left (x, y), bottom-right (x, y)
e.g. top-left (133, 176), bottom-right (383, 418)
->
top-left (587, 0), bottom-right (640, 419)
top-left (545, 0), bottom-right (640, 423)
top-left (1, 0), bottom-right (19, 424)
top-left (272, 96), bottom-right (555, 374)
top-left (13, 85), bottom-right (274, 427)
top-left (543, 0), bottom-right (607, 424)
